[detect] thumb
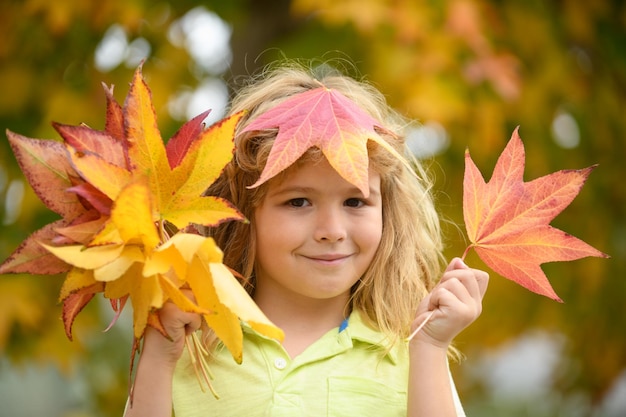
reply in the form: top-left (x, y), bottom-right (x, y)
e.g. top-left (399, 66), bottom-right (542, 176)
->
top-left (444, 257), bottom-right (469, 273)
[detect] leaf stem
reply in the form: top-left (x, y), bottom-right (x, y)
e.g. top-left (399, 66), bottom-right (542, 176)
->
top-left (460, 245), bottom-right (473, 262)
top-left (185, 333), bottom-right (219, 398)
top-left (405, 310), bottom-right (435, 342)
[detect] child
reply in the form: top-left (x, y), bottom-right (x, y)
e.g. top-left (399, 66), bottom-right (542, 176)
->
top-left (124, 63), bottom-right (488, 417)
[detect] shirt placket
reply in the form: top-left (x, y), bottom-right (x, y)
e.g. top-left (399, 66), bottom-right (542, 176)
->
top-left (260, 343), bottom-right (304, 416)
top-left (257, 327), bottom-right (355, 416)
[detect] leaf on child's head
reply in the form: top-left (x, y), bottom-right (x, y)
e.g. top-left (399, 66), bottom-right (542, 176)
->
top-left (463, 127), bottom-right (608, 301)
top-left (241, 86), bottom-right (408, 197)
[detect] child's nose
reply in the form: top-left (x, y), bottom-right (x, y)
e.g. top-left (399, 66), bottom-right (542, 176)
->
top-left (313, 208), bottom-right (347, 242)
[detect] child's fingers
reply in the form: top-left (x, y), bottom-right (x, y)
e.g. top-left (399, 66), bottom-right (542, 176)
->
top-left (159, 300), bottom-right (202, 336)
top-left (143, 291), bottom-right (203, 363)
top-left (428, 277), bottom-right (478, 320)
top-left (439, 261), bottom-right (489, 302)
top-left (434, 273), bottom-right (475, 308)
top-left (443, 257), bottom-right (468, 273)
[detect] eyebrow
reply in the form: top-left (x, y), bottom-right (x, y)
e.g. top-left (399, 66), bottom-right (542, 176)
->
top-left (266, 185), bottom-right (313, 197)
top-left (267, 184), bottom-right (381, 199)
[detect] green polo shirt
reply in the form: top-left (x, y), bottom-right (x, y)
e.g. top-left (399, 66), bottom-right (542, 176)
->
top-left (172, 310), bottom-right (465, 416)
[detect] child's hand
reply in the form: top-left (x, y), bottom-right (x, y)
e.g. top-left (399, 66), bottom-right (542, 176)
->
top-left (142, 289), bottom-right (202, 368)
top-left (410, 258), bottom-right (489, 350)
top-left (124, 290), bottom-right (201, 416)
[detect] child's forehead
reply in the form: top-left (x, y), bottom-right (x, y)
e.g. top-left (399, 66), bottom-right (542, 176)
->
top-left (266, 154), bottom-right (381, 192)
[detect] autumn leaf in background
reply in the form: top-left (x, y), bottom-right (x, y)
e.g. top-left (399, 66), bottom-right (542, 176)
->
top-left (0, 66), bottom-right (284, 395)
top-left (462, 128), bottom-right (609, 301)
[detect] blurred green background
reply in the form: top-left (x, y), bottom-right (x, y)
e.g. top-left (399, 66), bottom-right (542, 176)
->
top-left (0, 1), bottom-right (624, 416)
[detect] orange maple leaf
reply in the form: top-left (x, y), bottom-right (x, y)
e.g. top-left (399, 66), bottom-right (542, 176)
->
top-left (463, 128), bottom-right (609, 301)
top-left (241, 85), bottom-right (410, 197)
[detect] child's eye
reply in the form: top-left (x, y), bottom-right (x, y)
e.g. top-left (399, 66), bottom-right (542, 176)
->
top-left (344, 198), bottom-right (365, 208)
top-left (288, 198), bottom-right (310, 208)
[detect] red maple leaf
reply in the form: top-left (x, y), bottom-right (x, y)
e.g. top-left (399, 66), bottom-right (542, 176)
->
top-left (463, 128), bottom-right (609, 301)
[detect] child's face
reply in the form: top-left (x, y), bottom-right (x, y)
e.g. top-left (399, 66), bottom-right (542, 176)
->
top-left (253, 157), bottom-right (383, 306)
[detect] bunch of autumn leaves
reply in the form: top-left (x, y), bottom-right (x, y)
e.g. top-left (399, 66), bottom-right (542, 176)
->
top-left (0, 68), bottom-right (283, 371)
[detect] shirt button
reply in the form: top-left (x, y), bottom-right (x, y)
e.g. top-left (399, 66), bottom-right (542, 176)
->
top-left (274, 357), bottom-right (287, 370)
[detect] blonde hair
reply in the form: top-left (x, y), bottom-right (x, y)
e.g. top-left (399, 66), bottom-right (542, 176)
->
top-left (205, 62), bottom-right (445, 348)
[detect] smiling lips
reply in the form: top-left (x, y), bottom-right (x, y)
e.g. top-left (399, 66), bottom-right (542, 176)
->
top-left (303, 253), bottom-right (351, 264)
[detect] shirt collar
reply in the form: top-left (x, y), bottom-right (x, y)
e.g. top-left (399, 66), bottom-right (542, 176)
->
top-left (343, 309), bottom-right (400, 364)
top-left (241, 309), bottom-right (402, 365)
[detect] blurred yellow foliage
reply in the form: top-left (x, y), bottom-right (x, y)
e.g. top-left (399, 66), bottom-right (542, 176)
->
top-left (0, 278), bottom-right (46, 347)
top-left (0, 0), bottom-right (624, 415)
